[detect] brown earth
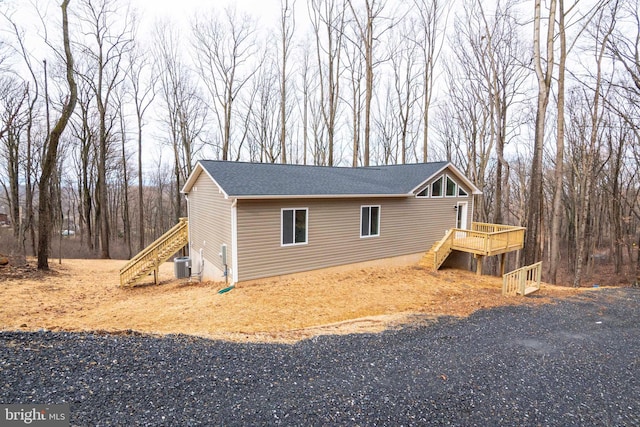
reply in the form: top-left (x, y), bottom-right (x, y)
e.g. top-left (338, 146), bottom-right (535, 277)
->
top-left (0, 258), bottom-right (585, 343)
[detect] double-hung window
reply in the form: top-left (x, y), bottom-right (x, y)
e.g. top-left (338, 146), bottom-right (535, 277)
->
top-left (361, 205), bottom-right (380, 238)
top-left (282, 208), bottom-right (307, 246)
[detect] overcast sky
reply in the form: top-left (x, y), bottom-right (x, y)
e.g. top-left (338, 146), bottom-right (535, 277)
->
top-left (133, 0), bottom-right (286, 33)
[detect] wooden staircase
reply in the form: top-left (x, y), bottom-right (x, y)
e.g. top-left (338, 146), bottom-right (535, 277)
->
top-left (419, 229), bottom-right (454, 271)
top-left (119, 218), bottom-right (189, 287)
top-left (419, 243), bottom-right (438, 271)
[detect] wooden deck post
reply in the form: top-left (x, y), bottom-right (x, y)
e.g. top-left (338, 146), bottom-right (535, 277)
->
top-left (500, 253), bottom-right (506, 276)
top-left (476, 255), bottom-right (483, 275)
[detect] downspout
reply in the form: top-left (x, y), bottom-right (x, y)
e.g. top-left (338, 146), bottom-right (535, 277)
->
top-left (219, 199), bottom-right (238, 294)
top-left (231, 198), bottom-right (239, 284)
top-left (185, 194), bottom-right (192, 271)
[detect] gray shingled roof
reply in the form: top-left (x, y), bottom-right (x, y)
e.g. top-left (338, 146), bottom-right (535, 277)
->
top-left (195, 160), bottom-right (450, 197)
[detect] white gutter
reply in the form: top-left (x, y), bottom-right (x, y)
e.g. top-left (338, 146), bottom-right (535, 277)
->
top-left (231, 193), bottom-right (412, 200)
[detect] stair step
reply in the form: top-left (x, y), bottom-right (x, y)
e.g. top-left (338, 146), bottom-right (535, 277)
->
top-left (119, 220), bottom-right (189, 287)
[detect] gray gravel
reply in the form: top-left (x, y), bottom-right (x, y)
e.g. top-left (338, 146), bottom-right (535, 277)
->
top-left (1, 288), bottom-right (639, 426)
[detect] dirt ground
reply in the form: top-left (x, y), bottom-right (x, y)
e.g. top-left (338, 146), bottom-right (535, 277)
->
top-left (0, 258), bottom-right (585, 343)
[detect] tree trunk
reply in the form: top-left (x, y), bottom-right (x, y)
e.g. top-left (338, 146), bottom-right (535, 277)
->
top-left (120, 109), bottom-right (132, 259)
top-left (37, 0), bottom-right (77, 270)
top-left (525, 0), bottom-right (556, 266)
top-left (549, 0), bottom-right (566, 284)
top-left (137, 113), bottom-right (145, 251)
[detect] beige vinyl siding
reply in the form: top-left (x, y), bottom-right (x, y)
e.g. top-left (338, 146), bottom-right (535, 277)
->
top-left (235, 194), bottom-right (472, 282)
top-left (187, 171), bottom-right (233, 275)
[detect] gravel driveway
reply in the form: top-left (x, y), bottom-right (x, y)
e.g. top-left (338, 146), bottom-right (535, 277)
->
top-left (1, 288), bottom-right (639, 426)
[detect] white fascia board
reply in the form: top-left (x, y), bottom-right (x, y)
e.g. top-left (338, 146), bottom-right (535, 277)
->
top-left (181, 161), bottom-right (230, 198)
top-left (409, 162), bottom-right (482, 195)
top-left (446, 162), bottom-right (483, 195)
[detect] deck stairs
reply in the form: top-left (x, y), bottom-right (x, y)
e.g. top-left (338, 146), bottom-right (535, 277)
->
top-left (119, 218), bottom-right (189, 287)
top-left (419, 229), bottom-right (454, 271)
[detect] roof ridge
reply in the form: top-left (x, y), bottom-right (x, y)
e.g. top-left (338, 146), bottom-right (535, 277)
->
top-left (198, 159), bottom-right (447, 169)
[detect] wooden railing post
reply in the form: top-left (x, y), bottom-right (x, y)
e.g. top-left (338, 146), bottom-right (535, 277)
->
top-left (502, 261), bottom-right (542, 296)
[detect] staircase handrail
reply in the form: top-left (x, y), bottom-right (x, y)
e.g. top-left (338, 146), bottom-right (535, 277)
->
top-left (121, 218), bottom-right (187, 270)
top-left (119, 218), bottom-right (188, 286)
top-left (433, 229), bottom-right (455, 269)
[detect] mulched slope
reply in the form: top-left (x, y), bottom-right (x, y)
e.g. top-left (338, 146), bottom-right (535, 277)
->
top-left (1, 288), bottom-right (639, 426)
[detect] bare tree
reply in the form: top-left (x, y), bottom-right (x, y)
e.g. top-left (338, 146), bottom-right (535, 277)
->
top-left (297, 40), bottom-right (315, 165)
top-left (571, 5), bottom-right (616, 287)
top-left (439, 55), bottom-right (492, 222)
top-left (547, 0), bottom-right (612, 282)
top-left (192, 6), bottom-right (260, 161)
top-left (388, 16), bottom-right (422, 164)
top-left (69, 75), bottom-right (98, 251)
top-left (342, 28), bottom-right (364, 166)
top-left (548, 0), bottom-right (569, 284)
top-left (154, 21), bottom-right (207, 221)
top-left (278, 0), bottom-right (296, 163)
top-left (476, 0), bottom-right (528, 225)
top-left (37, 0), bottom-right (77, 270)
top-left (606, 0), bottom-right (640, 275)
top-left (0, 76), bottom-right (27, 243)
top-left (346, 0), bottom-right (391, 166)
top-left (75, 0), bottom-right (134, 259)
top-left (246, 58), bottom-right (280, 162)
top-left (0, 13), bottom-right (28, 217)
top-left (439, 1), bottom-right (527, 226)
top-left (525, 0), bottom-right (557, 266)
top-left (114, 88), bottom-right (132, 258)
top-left (309, 0), bottom-right (346, 166)
top-left (6, 14), bottom-right (42, 257)
top-left (126, 44), bottom-right (156, 251)
top-left (373, 82), bottom-right (396, 164)
top-left (412, 0), bottom-right (447, 163)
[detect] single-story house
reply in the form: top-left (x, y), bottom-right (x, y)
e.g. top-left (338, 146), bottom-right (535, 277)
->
top-left (181, 160), bottom-right (481, 284)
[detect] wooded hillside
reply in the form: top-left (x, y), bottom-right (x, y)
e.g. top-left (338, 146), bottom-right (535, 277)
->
top-left (1, 0), bottom-right (639, 285)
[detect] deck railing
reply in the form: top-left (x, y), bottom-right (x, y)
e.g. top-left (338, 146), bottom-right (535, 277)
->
top-left (502, 261), bottom-right (542, 296)
top-left (472, 222), bottom-right (521, 233)
top-left (451, 222), bottom-right (525, 256)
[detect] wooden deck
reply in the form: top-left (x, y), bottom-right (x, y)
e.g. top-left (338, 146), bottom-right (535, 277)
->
top-left (427, 222), bottom-right (526, 274)
top-left (450, 222), bottom-right (525, 256)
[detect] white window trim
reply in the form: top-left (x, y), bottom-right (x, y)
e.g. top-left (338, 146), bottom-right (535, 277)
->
top-left (431, 176), bottom-right (444, 198)
top-left (445, 175), bottom-right (458, 198)
top-left (416, 186), bottom-right (429, 198)
top-left (360, 205), bottom-right (381, 238)
top-left (458, 186), bottom-right (469, 197)
top-left (281, 207), bottom-right (308, 247)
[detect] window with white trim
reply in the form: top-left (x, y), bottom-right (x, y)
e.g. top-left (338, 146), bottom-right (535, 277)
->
top-left (445, 176), bottom-right (457, 197)
top-left (416, 187), bottom-right (429, 197)
top-left (431, 176), bottom-right (443, 197)
top-left (361, 205), bottom-right (380, 237)
top-left (282, 208), bottom-right (307, 245)
top-left (458, 186), bottom-right (468, 196)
